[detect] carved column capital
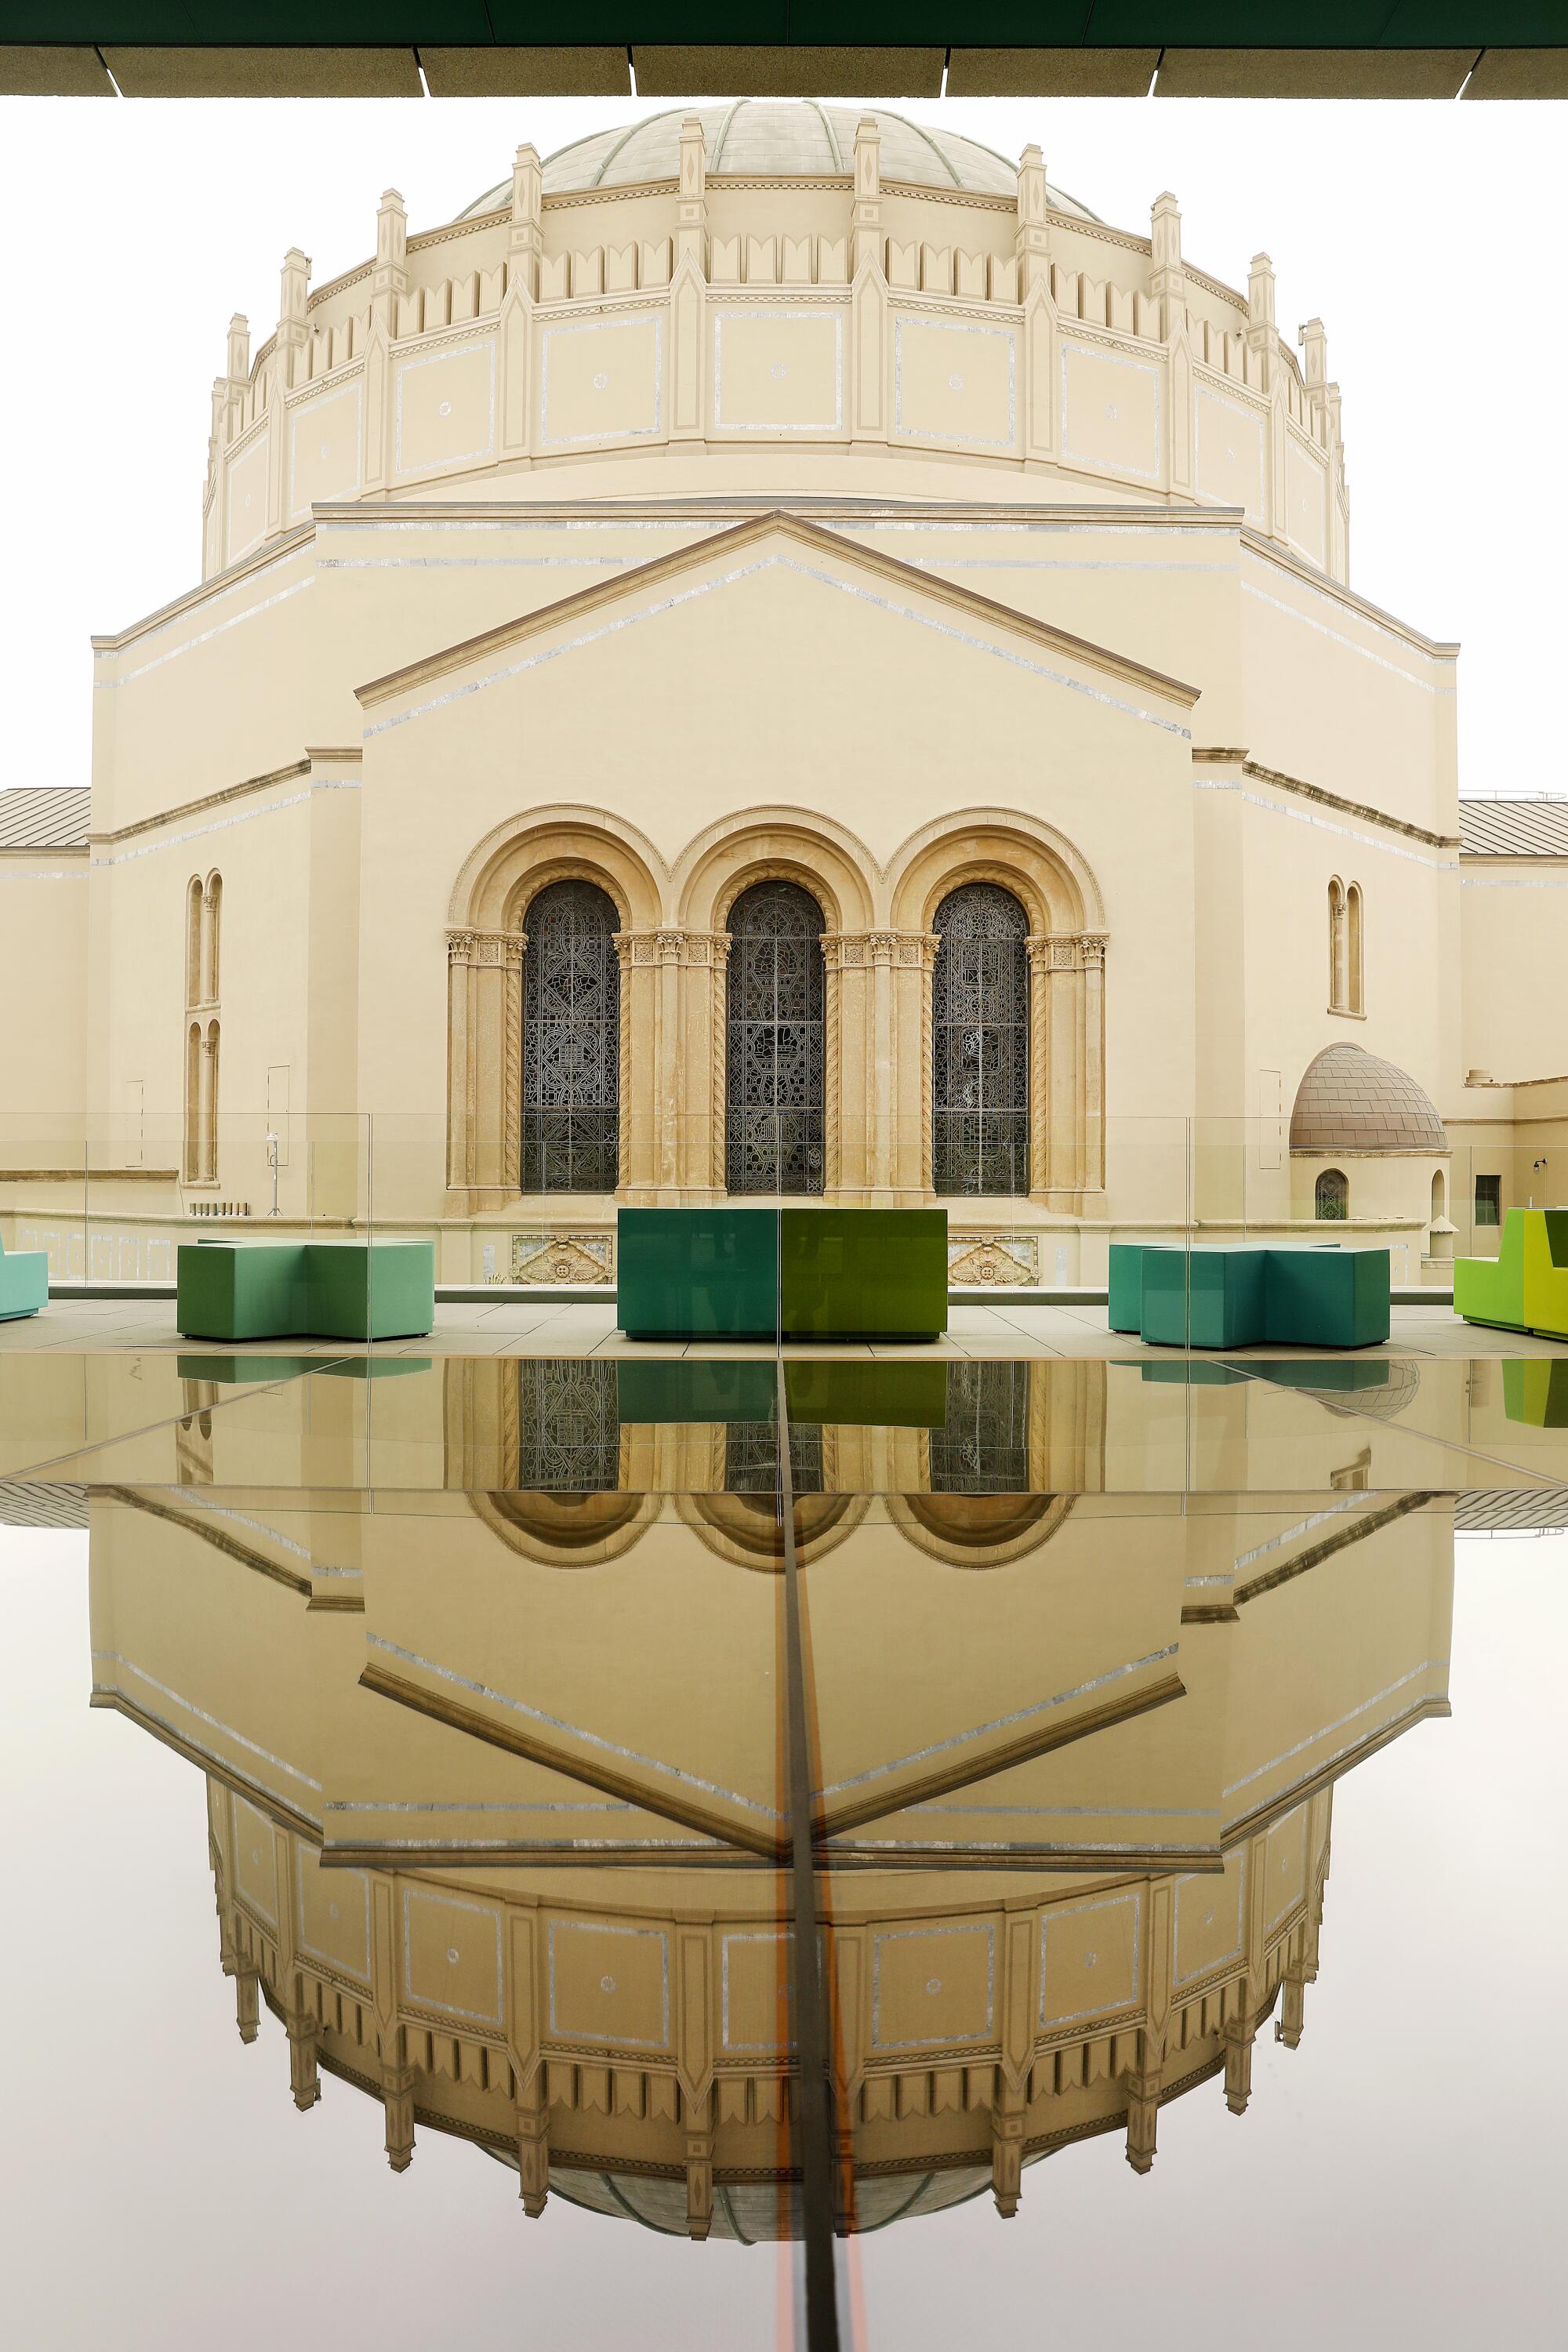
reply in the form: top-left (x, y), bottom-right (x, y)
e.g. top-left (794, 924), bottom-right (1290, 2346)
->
top-left (448, 926), bottom-right (525, 967)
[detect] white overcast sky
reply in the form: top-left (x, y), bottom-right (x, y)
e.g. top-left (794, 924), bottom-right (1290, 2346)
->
top-left (0, 93), bottom-right (1561, 796)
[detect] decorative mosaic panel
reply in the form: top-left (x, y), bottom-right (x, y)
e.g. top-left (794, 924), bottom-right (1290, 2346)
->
top-left (510, 1230), bottom-right (615, 1285)
top-left (947, 1233), bottom-right (1040, 1287)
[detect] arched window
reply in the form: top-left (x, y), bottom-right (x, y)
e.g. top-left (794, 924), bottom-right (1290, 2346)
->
top-left (1346, 882), bottom-right (1363, 1014)
top-left (205, 873), bottom-right (223, 1004)
top-left (202, 1019), bottom-right (220, 1183)
top-left (183, 1022), bottom-right (201, 1180)
top-left (1430, 1169), bottom-right (1446, 1225)
top-left (1327, 879), bottom-right (1347, 1011)
top-left (520, 880), bottom-right (621, 1194)
top-left (1316, 1167), bottom-right (1348, 1221)
top-left (932, 882), bottom-right (1030, 1196)
top-left (185, 878), bottom-right (204, 1007)
top-left (725, 880), bottom-right (825, 1196)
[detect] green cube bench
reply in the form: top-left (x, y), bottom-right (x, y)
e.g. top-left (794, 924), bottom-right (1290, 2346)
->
top-left (1455, 1208), bottom-right (1568, 1341)
top-left (1115, 1241), bottom-right (1389, 1349)
top-left (617, 1207), bottom-right (947, 1341)
top-left (176, 1240), bottom-right (435, 1342)
top-left (0, 1235), bottom-right (49, 1323)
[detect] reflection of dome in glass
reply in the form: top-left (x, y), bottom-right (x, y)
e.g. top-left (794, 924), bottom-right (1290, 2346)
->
top-left (490, 2154), bottom-right (1004, 2239)
top-left (457, 103), bottom-right (1102, 217)
top-left (1290, 1043), bottom-right (1448, 1156)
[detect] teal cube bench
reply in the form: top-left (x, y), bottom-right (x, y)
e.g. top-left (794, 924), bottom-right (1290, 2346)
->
top-left (618, 1207), bottom-right (947, 1341)
top-left (176, 1241), bottom-right (435, 1342)
top-left (1115, 1242), bottom-right (1389, 1350)
top-left (0, 1235), bottom-right (49, 1323)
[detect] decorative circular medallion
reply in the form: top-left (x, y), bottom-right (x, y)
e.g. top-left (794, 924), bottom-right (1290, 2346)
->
top-left (249, 1849), bottom-right (261, 1864)
top-left (926, 1977), bottom-right (942, 1994)
top-left (593, 372), bottom-right (609, 390)
top-left (770, 362), bottom-right (787, 380)
top-left (446, 1947), bottom-right (460, 1964)
top-left (438, 400), bottom-right (452, 418)
top-left (1084, 1951), bottom-right (1097, 1969)
top-left (1105, 401), bottom-right (1119, 421)
top-left (948, 374), bottom-right (964, 391)
top-left (318, 442), bottom-right (331, 460)
top-left (600, 1974), bottom-right (616, 1993)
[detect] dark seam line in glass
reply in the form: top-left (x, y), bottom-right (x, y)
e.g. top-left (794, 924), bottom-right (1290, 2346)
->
top-left (778, 1350), bottom-right (844, 2352)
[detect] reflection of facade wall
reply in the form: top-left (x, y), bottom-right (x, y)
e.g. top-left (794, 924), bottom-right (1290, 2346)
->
top-left (85, 1472), bottom-right (1455, 2237)
top-left (209, 1773), bottom-right (1330, 2235)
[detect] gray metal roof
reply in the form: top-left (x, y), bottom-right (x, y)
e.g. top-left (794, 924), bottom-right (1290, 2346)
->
top-left (1458, 799), bottom-right (1568, 858)
top-left (0, 788), bottom-right (90, 850)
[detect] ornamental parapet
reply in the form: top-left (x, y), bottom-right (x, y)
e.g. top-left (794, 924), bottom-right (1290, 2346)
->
top-left (205, 112), bottom-right (1346, 584)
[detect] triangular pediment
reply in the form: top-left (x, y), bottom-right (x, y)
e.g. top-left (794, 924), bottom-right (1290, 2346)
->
top-left (354, 509), bottom-right (1200, 727)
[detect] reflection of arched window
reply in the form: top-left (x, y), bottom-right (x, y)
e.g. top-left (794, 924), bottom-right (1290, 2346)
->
top-left (723, 1419), bottom-right (823, 1496)
top-left (725, 880), bottom-right (825, 1196)
top-left (515, 1359), bottom-right (622, 1491)
top-left (1327, 879), bottom-right (1346, 1011)
top-left (183, 1022), bottom-right (201, 1181)
top-left (185, 878), bottom-right (203, 1007)
top-left (932, 884), bottom-right (1029, 1195)
top-left (930, 1361), bottom-right (1032, 1491)
top-left (1316, 1167), bottom-right (1348, 1221)
top-left (521, 880), bottom-right (620, 1194)
top-left (1346, 882), bottom-right (1363, 1014)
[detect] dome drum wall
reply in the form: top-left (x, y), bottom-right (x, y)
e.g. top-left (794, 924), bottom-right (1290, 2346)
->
top-left (205, 103), bottom-right (1345, 586)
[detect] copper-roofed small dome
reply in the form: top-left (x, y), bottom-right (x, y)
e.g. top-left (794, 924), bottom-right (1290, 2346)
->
top-left (1290, 1044), bottom-right (1448, 1156)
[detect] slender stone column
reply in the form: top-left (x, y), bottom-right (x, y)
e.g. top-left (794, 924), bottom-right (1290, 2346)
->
top-left (446, 927), bottom-right (526, 1199)
top-left (613, 932), bottom-right (662, 1198)
top-left (706, 935), bottom-right (732, 1194)
top-left (673, 932), bottom-right (728, 1196)
top-left (1025, 935), bottom-right (1054, 1200)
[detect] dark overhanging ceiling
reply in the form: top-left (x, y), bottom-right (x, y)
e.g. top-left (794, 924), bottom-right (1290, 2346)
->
top-left (2, 13), bottom-right (1566, 100)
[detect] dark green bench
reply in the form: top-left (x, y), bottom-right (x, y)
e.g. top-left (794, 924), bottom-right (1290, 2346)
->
top-left (618, 1207), bottom-right (947, 1341)
top-left (176, 1240), bottom-right (435, 1341)
top-left (1109, 1242), bottom-right (1389, 1348)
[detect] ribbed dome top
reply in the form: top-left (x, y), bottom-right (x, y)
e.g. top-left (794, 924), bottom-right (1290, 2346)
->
top-left (1290, 1044), bottom-right (1448, 1155)
top-left (458, 103), bottom-right (1099, 216)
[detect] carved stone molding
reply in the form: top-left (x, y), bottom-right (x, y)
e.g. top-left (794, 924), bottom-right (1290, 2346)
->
top-left (448, 927), bottom-right (526, 968)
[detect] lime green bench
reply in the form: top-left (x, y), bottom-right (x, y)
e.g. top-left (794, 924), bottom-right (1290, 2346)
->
top-left (0, 1235), bottom-right (49, 1323)
top-left (176, 1241), bottom-right (434, 1342)
top-left (1455, 1208), bottom-right (1568, 1341)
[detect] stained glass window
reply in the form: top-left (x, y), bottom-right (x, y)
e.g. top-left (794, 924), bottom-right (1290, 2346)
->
top-left (725, 880), bottom-right (825, 1196)
top-left (932, 883), bottom-right (1029, 1195)
top-left (521, 880), bottom-right (620, 1194)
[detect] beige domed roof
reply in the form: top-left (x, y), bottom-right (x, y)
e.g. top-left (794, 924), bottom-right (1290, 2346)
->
top-left (458, 103), bottom-right (1100, 217)
top-left (1290, 1044), bottom-right (1448, 1156)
